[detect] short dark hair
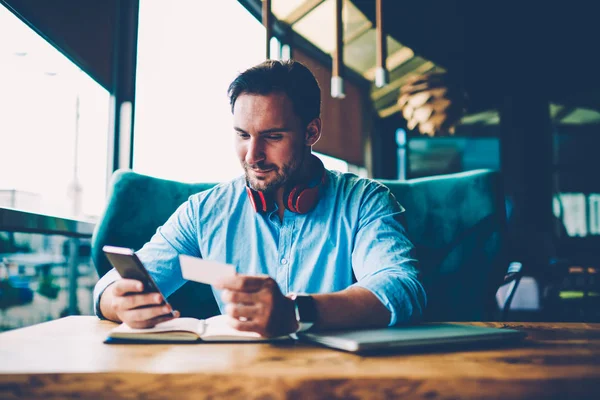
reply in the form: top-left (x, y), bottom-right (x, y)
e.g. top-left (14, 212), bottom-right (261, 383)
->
top-left (227, 60), bottom-right (321, 128)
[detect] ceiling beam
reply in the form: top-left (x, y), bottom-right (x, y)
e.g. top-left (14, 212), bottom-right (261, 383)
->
top-left (283, 0), bottom-right (326, 25)
top-left (552, 105), bottom-right (576, 123)
top-left (364, 46), bottom-right (414, 81)
top-left (371, 59), bottom-right (435, 101)
top-left (378, 103), bottom-right (401, 118)
top-left (373, 61), bottom-right (438, 116)
top-left (344, 19), bottom-right (371, 44)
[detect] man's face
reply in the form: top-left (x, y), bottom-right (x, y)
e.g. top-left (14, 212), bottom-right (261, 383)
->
top-left (233, 92), bottom-right (306, 192)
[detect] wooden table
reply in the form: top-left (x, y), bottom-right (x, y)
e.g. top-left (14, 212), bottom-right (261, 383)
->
top-left (0, 317), bottom-right (599, 399)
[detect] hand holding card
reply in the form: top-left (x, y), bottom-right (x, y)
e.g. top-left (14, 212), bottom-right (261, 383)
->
top-left (179, 255), bottom-right (236, 285)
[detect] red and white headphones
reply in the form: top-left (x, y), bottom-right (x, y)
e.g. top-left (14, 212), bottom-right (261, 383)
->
top-left (245, 155), bottom-right (326, 214)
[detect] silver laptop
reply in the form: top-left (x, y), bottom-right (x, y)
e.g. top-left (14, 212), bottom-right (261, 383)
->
top-left (297, 323), bottom-right (526, 353)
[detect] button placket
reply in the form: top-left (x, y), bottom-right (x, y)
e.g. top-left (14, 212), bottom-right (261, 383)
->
top-left (276, 215), bottom-right (293, 293)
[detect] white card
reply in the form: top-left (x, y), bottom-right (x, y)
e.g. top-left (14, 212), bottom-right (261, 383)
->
top-left (178, 254), bottom-right (236, 285)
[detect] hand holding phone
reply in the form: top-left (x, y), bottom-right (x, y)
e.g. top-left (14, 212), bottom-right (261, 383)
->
top-left (101, 245), bottom-right (178, 328)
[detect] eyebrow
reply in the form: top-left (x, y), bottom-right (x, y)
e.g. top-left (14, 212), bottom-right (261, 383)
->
top-left (234, 127), bottom-right (291, 135)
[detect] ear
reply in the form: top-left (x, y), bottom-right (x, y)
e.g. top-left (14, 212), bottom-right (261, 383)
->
top-left (304, 118), bottom-right (322, 147)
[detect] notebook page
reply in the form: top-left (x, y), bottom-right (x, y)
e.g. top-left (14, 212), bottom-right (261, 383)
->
top-left (200, 315), bottom-right (266, 341)
top-left (112, 317), bottom-right (203, 335)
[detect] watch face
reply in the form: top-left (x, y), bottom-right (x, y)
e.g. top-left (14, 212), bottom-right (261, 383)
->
top-left (295, 295), bottom-right (318, 323)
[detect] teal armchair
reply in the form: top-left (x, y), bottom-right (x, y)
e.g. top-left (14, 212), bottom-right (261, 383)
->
top-left (92, 169), bottom-right (506, 322)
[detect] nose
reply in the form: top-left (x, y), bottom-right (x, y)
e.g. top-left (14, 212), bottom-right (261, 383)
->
top-left (245, 137), bottom-right (265, 166)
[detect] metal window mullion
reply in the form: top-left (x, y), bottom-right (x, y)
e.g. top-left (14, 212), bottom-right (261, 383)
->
top-left (108, 0), bottom-right (139, 179)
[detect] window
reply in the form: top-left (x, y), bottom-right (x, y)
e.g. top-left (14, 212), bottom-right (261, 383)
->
top-left (133, 0), bottom-right (265, 183)
top-left (0, 232), bottom-right (96, 331)
top-left (314, 152), bottom-right (348, 172)
top-left (0, 6), bottom-right (110, 220)
top-left (406, 136), bottom-right (500, 179)
top-left (554, 193), bottom-right (600, 237)
top-left (553, 124), bottom-right (600, 238)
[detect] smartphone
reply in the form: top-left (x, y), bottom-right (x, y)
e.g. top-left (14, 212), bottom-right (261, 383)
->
top-left (102, 245), bottom-right (175, 316)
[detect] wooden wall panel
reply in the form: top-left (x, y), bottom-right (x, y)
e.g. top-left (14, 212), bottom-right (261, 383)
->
top-left (293, 47), bottom-right (369, 167)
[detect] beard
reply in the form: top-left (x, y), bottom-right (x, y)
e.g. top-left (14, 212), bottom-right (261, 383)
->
top-left (244, 158), bottom-right (301, 193)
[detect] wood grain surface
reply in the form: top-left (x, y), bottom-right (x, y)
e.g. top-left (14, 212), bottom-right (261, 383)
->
top-left (0, 317), bottom-right (599, 399)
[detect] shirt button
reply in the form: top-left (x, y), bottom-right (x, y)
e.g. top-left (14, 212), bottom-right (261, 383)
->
top-left (281, 258), bottom-right (288, 265)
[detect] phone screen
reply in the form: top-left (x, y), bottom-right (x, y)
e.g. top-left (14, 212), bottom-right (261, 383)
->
top-left (102, 245), bottom-right (174, 315)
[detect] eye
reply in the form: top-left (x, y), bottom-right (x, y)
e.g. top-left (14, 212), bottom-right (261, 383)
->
top-left (237, 132), bottom-right (250, 139)
top-left (266, 134), bottom-right (283, 140)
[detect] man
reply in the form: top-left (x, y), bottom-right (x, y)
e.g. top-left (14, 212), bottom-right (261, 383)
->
top-left (94, 60), bottom-right (426, 337)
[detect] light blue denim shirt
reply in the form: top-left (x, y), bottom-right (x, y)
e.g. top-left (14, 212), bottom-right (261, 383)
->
top-left (94, 170), bottom-right (426, 325)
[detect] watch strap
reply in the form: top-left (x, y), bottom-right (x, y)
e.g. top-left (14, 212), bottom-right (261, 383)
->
top-left (289, 293), bottom-right (318, 333)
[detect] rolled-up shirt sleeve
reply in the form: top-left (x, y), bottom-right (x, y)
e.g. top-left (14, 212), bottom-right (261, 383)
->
top-left (351, 182), bottom-right (426, 326)
top-left (93, 196), bottom-right (201, 319)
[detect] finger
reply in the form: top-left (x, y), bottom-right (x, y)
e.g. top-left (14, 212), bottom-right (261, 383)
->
top-left (221, 289), bottom-right (257, 305)
top-left (122, 304), bottom-right (173, 323)
top-left (118, 292), bottom-right (164, 310)
top-left (126, 310), bottom-right (180, 329)
top-left (225, 303), bottom-right (261, 320)
top-left (112, 279), bottom-right (145, 296)
top-left (215, 274), bottom-right (270, 292)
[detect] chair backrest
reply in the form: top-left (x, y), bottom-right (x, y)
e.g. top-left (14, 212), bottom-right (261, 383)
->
top-left (92, 169), bottom-right (506, 322)
top-left (91, 170), bottom-right (220, 319)
top-left (380, 169), bottom-right (506, 321)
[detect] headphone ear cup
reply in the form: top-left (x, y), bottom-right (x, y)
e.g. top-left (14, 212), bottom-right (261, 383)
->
top-left (282, 156), bottom-right (327, 214)
top-left (282, 185), bottom-right (292, 203)
top-left (295, 185), bottom-right (319, 214)
top-left (285, 184), bottom-right (306, 213)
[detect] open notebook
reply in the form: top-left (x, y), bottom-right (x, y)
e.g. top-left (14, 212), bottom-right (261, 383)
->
top-left (105, 314), bottom-right (290, 343)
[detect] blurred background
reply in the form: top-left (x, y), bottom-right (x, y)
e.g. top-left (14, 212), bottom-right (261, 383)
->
top-left (1, 0), bottom-right (598, 330)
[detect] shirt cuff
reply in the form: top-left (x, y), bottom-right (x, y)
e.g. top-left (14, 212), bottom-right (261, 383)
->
top-left (93, 269), bottom-right (120, 320)
top-left (353, 271), bottom-right (423, 326)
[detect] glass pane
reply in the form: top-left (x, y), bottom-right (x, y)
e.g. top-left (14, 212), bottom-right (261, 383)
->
top-left (408, 137), bottom-right (500, 179)
top-left (345, 30), bottom-right (404, 74)
top-left (344, 0), bottom-right (371, 40)
top-left (270, 0), bottom-right (310, 20)
top-left (590, 194), bottom-right (600, 235)
top-left (134, 0), bottom-right (264, 182)
top-left (554, 193), bottom-right (589, 237)
top-left (345, 29), bottom-right (376, 72)
top-left (293, 0), bottom-right (368, 54)
top-left (561, 108), bottom-right (600, 125)
top-left (314, 152), bottom-right (348, 172)
top-left (0, 6), bottom-right (110, 220)
top-left (0, 232), bottom-right (96, 331)
top-left (293, 0), bottom-right (336, 53)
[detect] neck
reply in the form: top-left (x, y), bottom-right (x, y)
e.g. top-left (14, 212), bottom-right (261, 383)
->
top-left (274, 152), bottom-right (315, 214)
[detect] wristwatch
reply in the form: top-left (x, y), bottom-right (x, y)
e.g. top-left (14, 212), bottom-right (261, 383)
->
top-left (288, 293), bottom-right (318, 333)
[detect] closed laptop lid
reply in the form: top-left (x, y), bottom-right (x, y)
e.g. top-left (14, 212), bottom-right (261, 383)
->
top-left (298, 323), bottom-right (527, 353)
